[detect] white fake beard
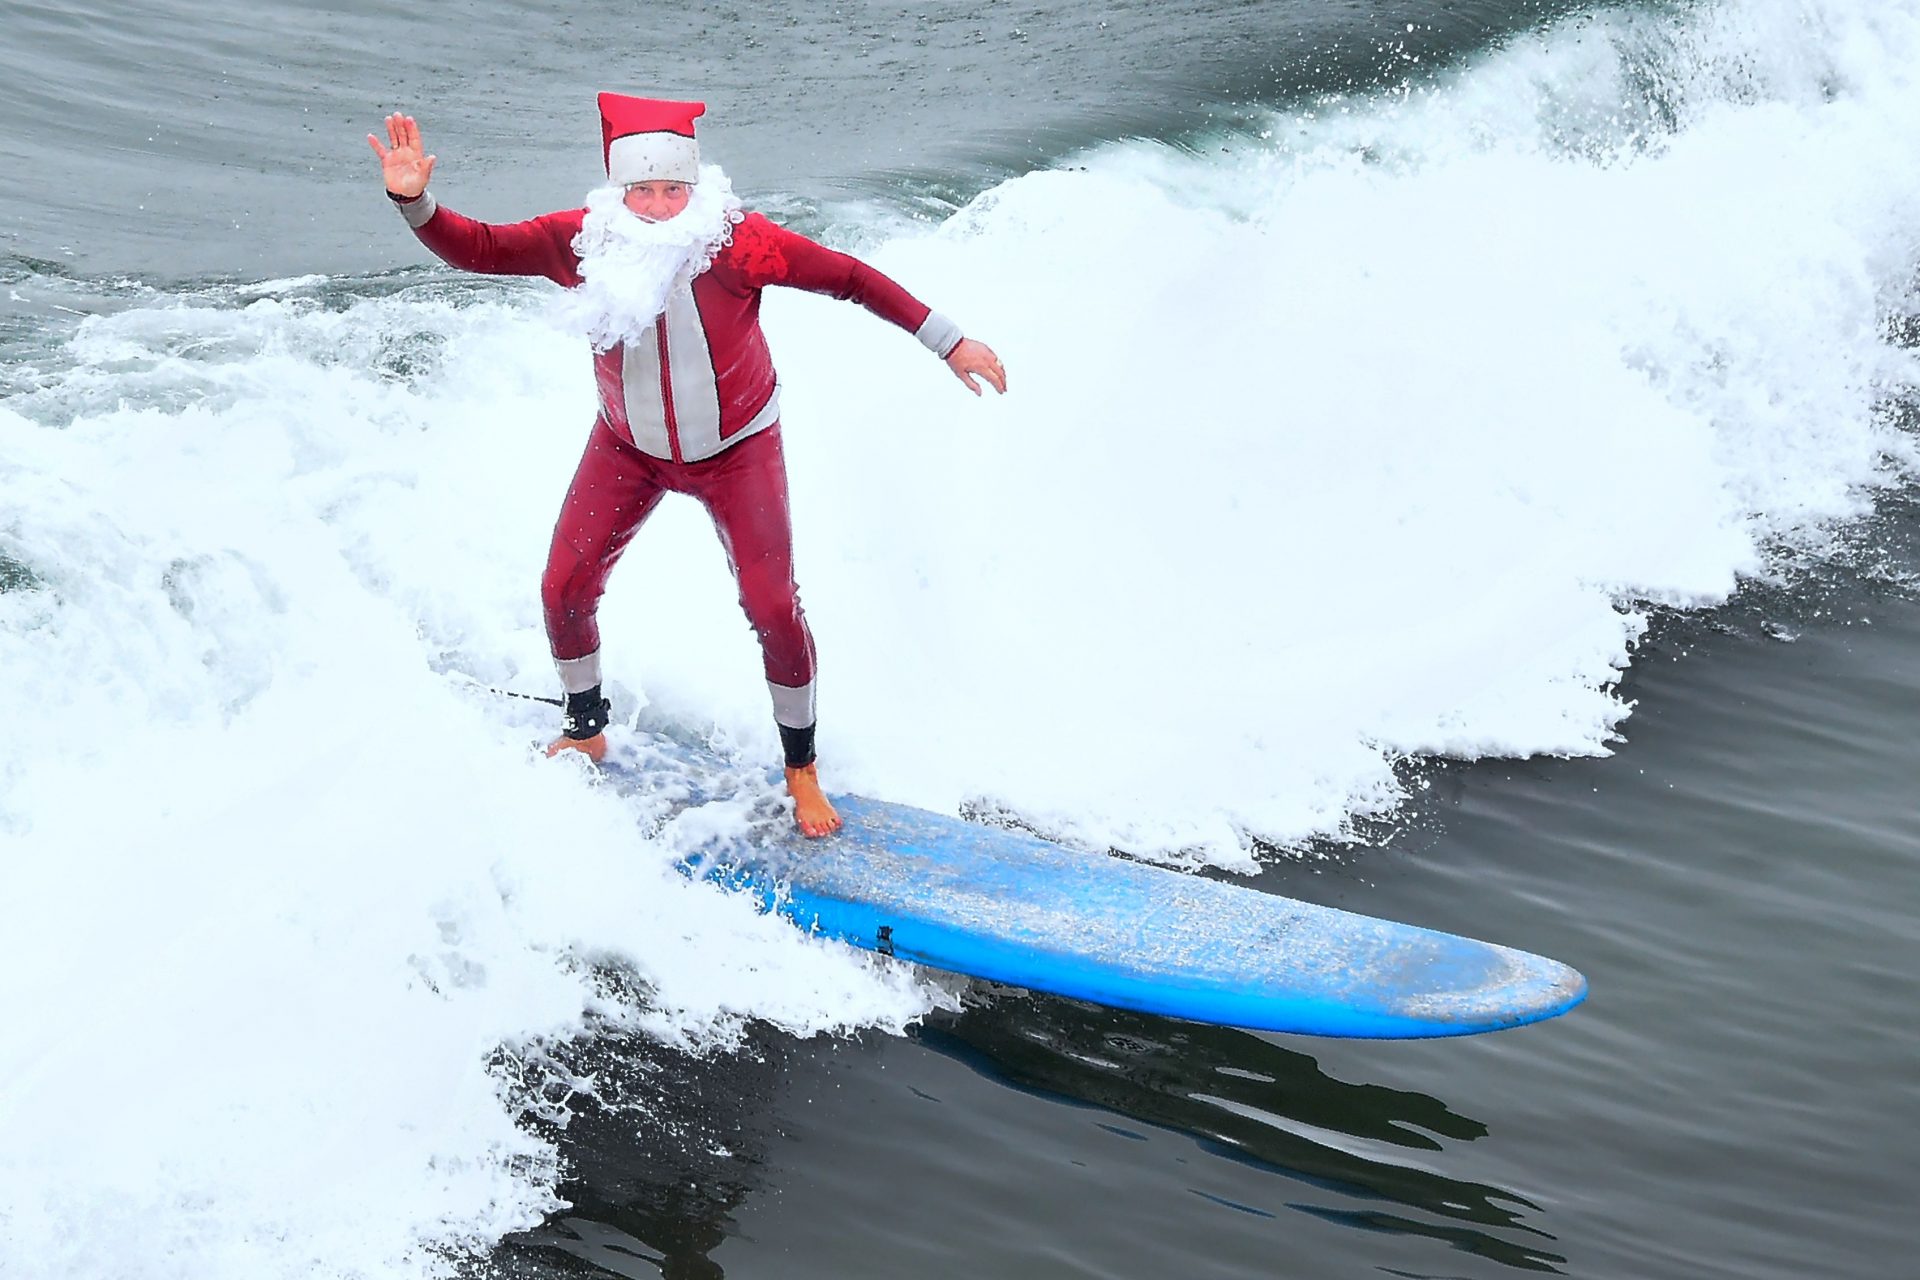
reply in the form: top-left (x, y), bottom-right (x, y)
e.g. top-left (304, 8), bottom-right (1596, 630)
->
top-left (561, 166), bottom-right (744, 351)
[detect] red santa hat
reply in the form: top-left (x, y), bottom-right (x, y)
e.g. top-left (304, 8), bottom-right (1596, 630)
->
top-left (599, 93), bottom-right (705, 185)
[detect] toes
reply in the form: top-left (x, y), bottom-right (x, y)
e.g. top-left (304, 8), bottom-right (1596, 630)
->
top-left (795, 810), bottom-right (842, 838)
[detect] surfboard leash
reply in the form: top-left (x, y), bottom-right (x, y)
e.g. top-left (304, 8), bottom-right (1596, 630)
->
top-left (448, 671), bottom-right (565, 708)
top-left (487, 686), bottom-right (565, 708)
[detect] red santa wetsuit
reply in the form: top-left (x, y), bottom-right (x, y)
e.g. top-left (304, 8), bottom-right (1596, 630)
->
top-left (392, 190), bottom-right (962, 743)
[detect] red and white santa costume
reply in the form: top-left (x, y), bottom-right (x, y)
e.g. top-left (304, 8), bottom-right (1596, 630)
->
top-left (391, 94), bottom-right (963, 760)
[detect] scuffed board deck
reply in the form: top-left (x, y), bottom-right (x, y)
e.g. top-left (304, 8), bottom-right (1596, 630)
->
top-left (598, 740), bottom-right (1587, 1039)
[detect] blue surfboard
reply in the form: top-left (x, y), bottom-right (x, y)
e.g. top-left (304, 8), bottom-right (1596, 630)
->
top-left (598, 736), bottom-right (1586, 1038)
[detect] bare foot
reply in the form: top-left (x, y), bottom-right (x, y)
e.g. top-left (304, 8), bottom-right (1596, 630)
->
top-left (544, 732), bottom-right (608, 763)
top-left (784, 762), bottom-right (843, 838)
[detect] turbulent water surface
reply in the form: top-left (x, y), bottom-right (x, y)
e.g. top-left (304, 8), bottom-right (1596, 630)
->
top-left (2, 0), bottom-right (1918, 1277)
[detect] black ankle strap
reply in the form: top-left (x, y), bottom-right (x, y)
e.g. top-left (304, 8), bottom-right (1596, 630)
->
top-left (778, 722), bottom-right (816, 768)
top-left (563, 687), bottom-right (611, 740)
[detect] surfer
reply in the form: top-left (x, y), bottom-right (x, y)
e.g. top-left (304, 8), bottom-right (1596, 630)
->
top-left (369, 96), bottom-right (1006, 837)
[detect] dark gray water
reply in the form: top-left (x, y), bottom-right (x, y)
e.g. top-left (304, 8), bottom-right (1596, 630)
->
top-left (0, 0), bottom-right (1579, 280)
top-left (4, 0), bottom-right (1918, 1277)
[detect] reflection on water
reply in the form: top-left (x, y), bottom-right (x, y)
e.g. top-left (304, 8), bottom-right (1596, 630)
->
top-left (488, 984), bottom-right (1568, 1278)
top-left (920, 992), bottom-right (1568, 1273)
top-left (489, 1029), bottom-right (792, 1280)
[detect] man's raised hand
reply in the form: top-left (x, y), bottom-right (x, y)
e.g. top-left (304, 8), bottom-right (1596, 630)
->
top-left (946, 338), bottom-right (1007, 396)
top-left (367, 113), bottom-right (436, 199)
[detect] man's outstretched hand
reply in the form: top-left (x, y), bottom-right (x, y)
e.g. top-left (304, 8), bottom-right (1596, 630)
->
top-left (367, 114), bottom-right (435, 198)
top-left (946, 338), bottom-right (1007, 396)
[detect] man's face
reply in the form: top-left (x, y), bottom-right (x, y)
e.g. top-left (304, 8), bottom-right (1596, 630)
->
top-left (623, 180), bottom-right (692, 222)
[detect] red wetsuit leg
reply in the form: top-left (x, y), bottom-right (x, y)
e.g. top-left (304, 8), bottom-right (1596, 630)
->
top-left (542, 418), bottom-right (668, 664)
top-left (682, 427), bottom-right (817, 716)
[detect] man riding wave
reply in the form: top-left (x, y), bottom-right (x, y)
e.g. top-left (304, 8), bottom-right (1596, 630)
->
top-left (369, 95), bottom-right (1007, 836)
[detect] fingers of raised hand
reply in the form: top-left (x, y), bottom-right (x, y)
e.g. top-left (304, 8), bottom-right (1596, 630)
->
top-left (383, 114), bottom-right (418, 155)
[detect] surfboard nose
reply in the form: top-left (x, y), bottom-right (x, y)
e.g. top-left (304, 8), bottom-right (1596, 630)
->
top-left (1352, 935), bottom-right (1589, 1037)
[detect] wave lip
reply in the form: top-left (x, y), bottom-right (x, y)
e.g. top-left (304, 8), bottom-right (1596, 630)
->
top-left (782, 0), bottom-right (1920, 864)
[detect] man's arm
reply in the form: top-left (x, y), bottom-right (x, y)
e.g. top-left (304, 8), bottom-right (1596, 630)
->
top-left (728, 213), bottom-right (1006, 394)
top-left (391, 195), bottom-right (583, 285)
top-left (369, 114), bottom-right (582, 286)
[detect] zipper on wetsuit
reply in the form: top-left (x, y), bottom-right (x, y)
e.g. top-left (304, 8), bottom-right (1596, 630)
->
top-left (657, 313), bottom-right (683, 464)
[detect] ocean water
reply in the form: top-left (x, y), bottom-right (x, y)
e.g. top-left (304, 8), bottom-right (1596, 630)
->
top-left (2, 0), bottom-right (1917, 1276)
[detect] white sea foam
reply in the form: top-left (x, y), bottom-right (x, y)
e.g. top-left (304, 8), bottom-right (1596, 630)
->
top-left (758, 0), bottom-right (1920, 862)
top-left (2, 0), bottom-right (1918, 1276)
top-left (0, 295), bottom-right (940, 1280)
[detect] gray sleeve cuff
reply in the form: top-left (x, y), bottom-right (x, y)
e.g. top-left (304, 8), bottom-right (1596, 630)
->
top-left (915, 311), bottom-right (963, 359)
top-left (391, 190), bottom-right (438, 229)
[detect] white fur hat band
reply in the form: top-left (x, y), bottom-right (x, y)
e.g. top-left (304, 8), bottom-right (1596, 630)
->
top-left (599, 93), bottom-right (704, 185)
